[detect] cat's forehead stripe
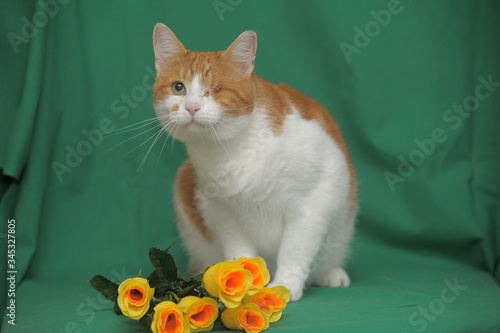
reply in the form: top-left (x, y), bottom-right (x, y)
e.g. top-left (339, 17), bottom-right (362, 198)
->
top-left (189, 53), bottom-right (207, 74)
top-left (176, 52), bottom-right (215, 87)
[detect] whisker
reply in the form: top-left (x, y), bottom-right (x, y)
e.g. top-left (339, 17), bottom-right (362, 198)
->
top-left (125, 127), bottom-right (164, 156)
top-left (138, 126), bottom-right (166, 173)
top-left (170, 122), bottom-right (181, 151)
top-left (106, 115), bottom-right (169, 136)
top-left (211, 122), bottom-right (231, 158)
top-left (106, 119), bottom-right (160, 137)
top-left (151, 118), bottom-right (178, 153)
top-left (105, 122), bottom-right (163, 153)
top-left (217, 119), bottom-right (244, 137)
top-left (156, 131), bottom-right (170, 166)
top-left (209, 124), bottom-right (223, 154)
top-left (206, 124), bottom-right (219, 153)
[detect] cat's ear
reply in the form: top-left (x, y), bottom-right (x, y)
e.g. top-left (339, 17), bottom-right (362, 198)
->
top-left (153, 23), bottom-right (186, 74)
top-left (223, 31), bottom-right (257, 79)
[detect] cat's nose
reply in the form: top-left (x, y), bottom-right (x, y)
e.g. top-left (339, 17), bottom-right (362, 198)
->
top-left (185, 102), bottom-right (201, 117)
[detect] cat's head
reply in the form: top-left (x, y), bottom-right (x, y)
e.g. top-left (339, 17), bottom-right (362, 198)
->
top-left (152, 23), bottom-right (257, 144)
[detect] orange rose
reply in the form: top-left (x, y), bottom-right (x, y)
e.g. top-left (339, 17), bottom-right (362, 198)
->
top-left (203, 260), bottom-right (253, 308)
top-left (177, 296), bottom-right (218, 332)
top-left (247, 286), bottom-right (290, 322)
top-left (117, 277), bottom-right (155, 320)
top-left (221, 302), bottom-right (270, 333)
top-left (151, 301), bottom-right (189, 333)
top-left (236, 257), bottom-right (271, 294)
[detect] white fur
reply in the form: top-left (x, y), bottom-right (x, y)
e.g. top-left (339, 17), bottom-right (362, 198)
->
top-left (155, 76), bottom-right (356, 302)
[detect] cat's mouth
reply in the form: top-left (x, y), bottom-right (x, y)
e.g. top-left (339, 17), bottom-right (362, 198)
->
top-left (183, 118), bottom-right (210, 132)
top-left (187, 120), bottom-right (202, 129)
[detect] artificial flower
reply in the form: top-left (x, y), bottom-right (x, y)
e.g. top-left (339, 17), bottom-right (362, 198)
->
top-left (221, 302), bottom-right (270, 333)
top-left (177, 296), bottom-right (218, 332)
top-left (151, 301), bottom-right (189, 333)
top-left (117, 277), bottom-right (155, 320)
top-left (247, 286), bottom-right (290, 322)
top-left (236, 257), bottom-right (271, 294)
top-left (203, 260), bottom-right (253, 308)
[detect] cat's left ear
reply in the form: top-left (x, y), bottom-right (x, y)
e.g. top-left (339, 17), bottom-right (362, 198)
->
top-left (223, 31), bottom-right (257, 79)
top-left (153, 23), bottom-right (186, 75)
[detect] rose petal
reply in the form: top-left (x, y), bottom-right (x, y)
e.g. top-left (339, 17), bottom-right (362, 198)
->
top-left (117, 277), bottom-right (155, 320)
top-left (151, 301), bottom-right (189, 333)
top-left (203, 261), bottom-right (252, 308)
top-left (237, 257), bottom-right (271, 293)
top-left (178, 296), bottom-right (218, 332)
top-left (222, 303), bottom-right (269, 333)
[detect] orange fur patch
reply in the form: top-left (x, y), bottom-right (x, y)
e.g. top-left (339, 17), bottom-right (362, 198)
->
top-left (254, 76), bottom-right (291, 134)
top-left (277, 83), bottom-right (359, 212)
top-left (176, 160), bottom-right (213, 241)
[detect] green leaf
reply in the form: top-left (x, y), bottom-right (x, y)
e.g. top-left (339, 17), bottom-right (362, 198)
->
top-left (113, 302), bottom-right (122, 315)
top-left (177, 284), bottom-right (198, 298)
top-left (147, 270), bottom-right (161, 289)
top-left (88, 275), bottom-right (119, 302)
top-left (149, 248), bottom-right (178, 282)
top-left (155, 292), bottom-right (179, 303)
top-left (177, 270), bottom-right (189, 280)
top-left (191, 272), bottom-right (204, 283)
top-left (165, 242), bottom-right (176, 253)
top-left (138, 313), bottom-right (153, 332)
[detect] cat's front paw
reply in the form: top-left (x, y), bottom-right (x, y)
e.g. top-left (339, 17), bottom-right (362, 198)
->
top-left (317, 267), bottom-right (350, 287)
top-left (268, 280), bottom-right (304, 302)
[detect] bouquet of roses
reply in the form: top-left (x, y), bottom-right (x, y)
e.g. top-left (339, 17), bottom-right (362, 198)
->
top-left (89, 246), bottom-right (290, 333)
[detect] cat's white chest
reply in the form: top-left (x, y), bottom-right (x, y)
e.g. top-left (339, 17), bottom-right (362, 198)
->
top-left (191, 107), bottom-right (341, 204)
top-left (192, 134), bottom-right (278, 202)
top-left (207, 160), bottom-right (271, 201)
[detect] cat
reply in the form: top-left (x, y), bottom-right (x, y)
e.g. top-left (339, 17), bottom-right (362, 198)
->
top-left (152, 23), bottom-right (358, 301)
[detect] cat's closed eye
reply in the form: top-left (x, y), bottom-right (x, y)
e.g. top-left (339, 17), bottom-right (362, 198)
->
top-left (212, 85), bottom-right (222, 94)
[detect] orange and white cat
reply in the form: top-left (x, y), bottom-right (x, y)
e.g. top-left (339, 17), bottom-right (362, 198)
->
top-left (152, 23), bottom-right (358, 301)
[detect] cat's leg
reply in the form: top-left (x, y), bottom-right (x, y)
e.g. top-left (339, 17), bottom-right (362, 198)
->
top-left (174, 161), bottom-right (224, 274)
top-left (174, 192), bottom-right (224, 275)
top-left (267, 207), bottom-right (330, 301)
top-left (307, 212), bottom-right (355, 288)
top-left (203, 199), bottom-right (258, 260)
top-left (268, 180), bottom-right (352, 301)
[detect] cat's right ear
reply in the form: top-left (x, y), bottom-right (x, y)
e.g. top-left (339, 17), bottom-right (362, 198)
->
top-left (223, 31), bottom-right (257, 79)
top-left (153, 23), bottom-right (186, 75)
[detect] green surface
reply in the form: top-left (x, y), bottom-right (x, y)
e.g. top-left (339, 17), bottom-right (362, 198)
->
top-left (1, 0), bottom-right (499, 332)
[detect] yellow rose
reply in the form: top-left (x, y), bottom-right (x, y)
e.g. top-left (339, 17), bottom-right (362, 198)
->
top-left (236, 257), bottom-right (271, 294)
top-left (221, 302), bottom-right (270, 333)
top-left (117, 277), bottom-right (155, 320)
top-left (247, 286), bottom-right (290, 323)
top-left (151, 301), bottom-right (189, 333)
top-left (177, 296), bottom-right (218, 332)
top-left (203, 260), bottom-right (253, 308)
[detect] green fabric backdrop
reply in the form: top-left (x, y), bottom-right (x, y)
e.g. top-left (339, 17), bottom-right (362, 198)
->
top-left (1, 0), bottom-right (499, 332)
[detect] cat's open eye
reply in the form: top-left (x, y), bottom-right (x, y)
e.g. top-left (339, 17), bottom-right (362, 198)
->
top-left (171, 81), bottom-right (186, 95)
